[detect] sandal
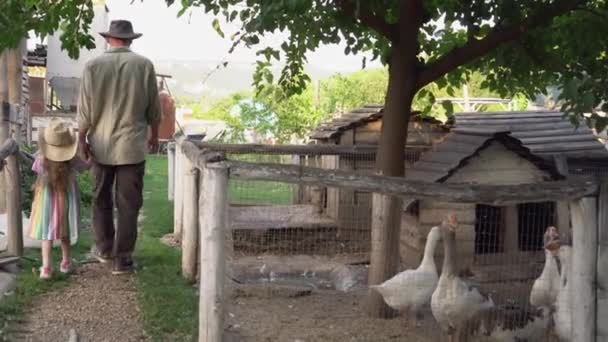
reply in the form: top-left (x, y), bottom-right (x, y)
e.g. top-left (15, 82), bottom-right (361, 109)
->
top-left (60, 260), bottom-right (72, 274)
top-left (39, 266), bottom-right (52, 280)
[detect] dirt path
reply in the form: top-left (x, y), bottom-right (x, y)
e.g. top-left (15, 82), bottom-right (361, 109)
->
top-left (11, 262), bottom-right (147, 342)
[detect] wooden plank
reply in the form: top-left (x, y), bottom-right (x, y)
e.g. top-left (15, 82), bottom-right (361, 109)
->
top-left (6, 152), bottom-right (23, 256)
top-left (218, 159), bottom-right (599, 205)
top-left (198, 164), bottom-right (228, 342)
top-left (512, 128), bottom-right (593, 138)
top-left (0, 256), bottom-right (19, 266)
top-left (528, 141), bottom-right (605, 153)
top-left (433, 141), bottom-right (482, 154)
top-left (446, 133), bottom-right (493, 145)
top-left (597, 179), bottom-right (608, 341)
top-left (181, 155), bottom-right (199, 283)
top-left (536, 150), bottom-right (608, 159)
top-left (174, 146), bottom-right (184, 240)
top-left (553, 155), bottom-right (571, 235)
top-left (194, 141), bottom-right (379, 156)
top-left (520, 134), bottom-right (598, 145)
top-left (419, 151), bottom-right (471, 165)
top-left (570, 197), bottom-right (597, 342)
top-left (460, 122), bottom-right (574, 132)
top-left (455, 111), bottom-right (563, 120)
top-left (409, 161), bottom-right (454, 173)
top-left (456, 116), bottom-right (565, 125)
top-left (168, 143), bottom-right (175, 201)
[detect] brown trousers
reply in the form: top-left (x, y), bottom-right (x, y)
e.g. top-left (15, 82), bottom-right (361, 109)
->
top-left (92, 162), bottom-right (145, 258)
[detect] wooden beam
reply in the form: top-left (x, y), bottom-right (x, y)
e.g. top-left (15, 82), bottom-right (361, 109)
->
top-left (216, 160), bottom-right (598, 205)
top-left (168, 142), bottom-right (175, 201)
top-left (554, 155), bottom-right (572, 235)
top-left (192, 141), bottom-right (425, 156)
top-left (174, 146), bottom-right (184, 241)
top-left (570, 197), bottom-right (597, 342)
top-left (181, 154), bottom-right (199, 283)
top-left (5, 151), bottom-right (23, 257)
top-left (198, 163), bottom-right (228, 342)
top-left (597, 179), bottom-right (608, 341)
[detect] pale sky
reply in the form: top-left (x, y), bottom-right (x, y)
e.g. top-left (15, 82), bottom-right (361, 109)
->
top-left (102, 0), bottom-right (378, 71)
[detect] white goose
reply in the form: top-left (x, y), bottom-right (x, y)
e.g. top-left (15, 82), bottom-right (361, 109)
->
top-left (554, 244), bottom-right (572, 341)
top-left (529, 226), bottom-right (562, 308)
top-left (431, 214), bottom-right (495, 342)
top-left (432, 214), bottom-right (550, 342)
top-left (371, 225), bottom-right (442, 326)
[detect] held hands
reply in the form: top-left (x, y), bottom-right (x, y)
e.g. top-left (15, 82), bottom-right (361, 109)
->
top-left (79, 141), bottom-right (93, 164)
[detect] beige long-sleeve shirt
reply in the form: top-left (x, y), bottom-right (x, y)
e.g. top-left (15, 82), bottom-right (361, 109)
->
top-left (77, 47), bottom-right (161, 165)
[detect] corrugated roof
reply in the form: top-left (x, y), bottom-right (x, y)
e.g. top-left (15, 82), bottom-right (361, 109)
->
top-left (309, 105), bottom-right (440, 140)
top-left (454, 111), bottom-right (608, 159)
top-left (405, 130), bottom-right (563, 182)
top-left (309, 105), bottom-right (385, 140)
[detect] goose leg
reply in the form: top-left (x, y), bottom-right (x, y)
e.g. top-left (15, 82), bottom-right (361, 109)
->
top-left (415, 310), bottom-right (423, 328)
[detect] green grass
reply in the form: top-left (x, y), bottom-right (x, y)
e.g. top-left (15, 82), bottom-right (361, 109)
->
top-left (135, 156), bottom-right (198, 341)
top-left (228, 179), bottom-right (294, 205)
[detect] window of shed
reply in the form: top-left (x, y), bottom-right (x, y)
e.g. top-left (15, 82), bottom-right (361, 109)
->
top-left (517, 202), bottom-right (555, 251)
top-left (475, 205), bottom-right (504, 254)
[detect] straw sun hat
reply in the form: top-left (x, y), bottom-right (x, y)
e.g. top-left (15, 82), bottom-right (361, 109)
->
top-left (38, 119), bottom-right (78, 162)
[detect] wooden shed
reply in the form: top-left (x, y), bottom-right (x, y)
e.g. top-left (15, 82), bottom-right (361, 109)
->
top-left (308, 105), bottom-right (449, 242)
top-left (399, 129), bottom-right (569, 280)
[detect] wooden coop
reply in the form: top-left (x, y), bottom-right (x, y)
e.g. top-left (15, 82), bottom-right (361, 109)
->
top-left (400, 130), bottom-right (565, 279)
top-left (402, 110), bottom-right (608, 282)
top-left (307, 105), bottom-right (448, 241)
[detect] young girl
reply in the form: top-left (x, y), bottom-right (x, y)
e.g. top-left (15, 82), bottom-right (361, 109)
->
top-left (29, 119), bottom-right (90, 279)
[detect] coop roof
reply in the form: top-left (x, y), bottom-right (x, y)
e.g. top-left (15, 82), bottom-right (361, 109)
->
top-left (309, 105), bottom-right (441, 140)
top-left (405, 130), bottom-right (564, 182)
top-left (453, 110), bottom-right (608, 160)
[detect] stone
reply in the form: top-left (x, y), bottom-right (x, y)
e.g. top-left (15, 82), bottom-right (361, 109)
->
top-left (330, 265), bottom-right (368, 292)
top-left (0, 271), bottom-right (17, 302)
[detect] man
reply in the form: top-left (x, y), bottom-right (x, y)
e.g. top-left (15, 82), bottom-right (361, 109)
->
top-left (77, 20), bottom-right (161, 275)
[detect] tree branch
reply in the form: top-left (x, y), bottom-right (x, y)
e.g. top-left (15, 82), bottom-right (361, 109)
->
top-left (416, 0), bottom-right (587, 89)
top-left (336, 0), bottom-right (397, 40)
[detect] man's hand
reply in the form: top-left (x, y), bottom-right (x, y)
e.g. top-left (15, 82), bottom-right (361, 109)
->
top-left (148, 134), bottom-right (159, 153)
top-left (79, 141), bottom-right (93, 163)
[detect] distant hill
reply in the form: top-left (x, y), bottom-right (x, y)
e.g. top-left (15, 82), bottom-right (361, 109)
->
top-left (154, 59), bottom-right (344, 99)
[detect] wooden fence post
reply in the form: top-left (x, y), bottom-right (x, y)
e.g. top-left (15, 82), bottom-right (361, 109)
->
top-left (198, 162), bottom-right (228, 342)
top-left (570, 196), bottom-right (598, 342)
top-left (173, 145), bottom-right (184, 241)
top-left (168, 142), bottom-right (175, 201)
top-left (597, 179), bottom-right (608, 341)
top-left (1, 133), bottom-right (23, 257)
top-left (0, 53), bottom-right (8, 214)
top-left (181, 153), bottom-right (199, 282)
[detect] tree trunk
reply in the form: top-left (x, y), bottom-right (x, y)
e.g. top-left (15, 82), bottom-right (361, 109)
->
top-left (366, 0), bottom-right (423, 318)
top-left (367, 39), bottom-right (420, 319)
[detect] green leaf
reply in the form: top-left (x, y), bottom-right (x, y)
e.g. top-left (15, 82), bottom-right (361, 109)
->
top-left (212, 18), bottom-right (224, 38)
top-left (441, 100), bottom-right (454, 114)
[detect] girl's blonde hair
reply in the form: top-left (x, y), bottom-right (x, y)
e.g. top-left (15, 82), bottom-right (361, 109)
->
top-left (42, 158), bottom-right (70, 194)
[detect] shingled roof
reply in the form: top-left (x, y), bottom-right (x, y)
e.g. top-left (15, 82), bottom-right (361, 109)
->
top-left (309, 105), bottom-right (440, 140)
top-left (453, 111), bottom-right (608, 159)
top-left (309, 105), bottom-right (385, 140)
top-left (405, 130), bottom-right (564, 182)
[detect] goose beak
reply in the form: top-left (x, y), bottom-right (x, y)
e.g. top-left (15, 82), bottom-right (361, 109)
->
top-left (445, 213), bottom-right (458, 232)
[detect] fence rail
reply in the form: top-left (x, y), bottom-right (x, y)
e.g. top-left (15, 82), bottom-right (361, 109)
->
top-left (173, 138), bottom-right (604, 342)
top-left (0, 137), bottom-right (24, 257)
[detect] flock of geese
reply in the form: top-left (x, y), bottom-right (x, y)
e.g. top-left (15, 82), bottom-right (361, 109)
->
top-left (371, 215), bottom-right (573, 342)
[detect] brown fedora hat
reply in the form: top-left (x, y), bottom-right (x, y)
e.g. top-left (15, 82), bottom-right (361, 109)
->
top-left (99, 20), bottom-right (142, 40)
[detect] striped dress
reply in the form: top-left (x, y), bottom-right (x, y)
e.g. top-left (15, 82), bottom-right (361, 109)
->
top-left (28, 155), bottom-right (83, 243)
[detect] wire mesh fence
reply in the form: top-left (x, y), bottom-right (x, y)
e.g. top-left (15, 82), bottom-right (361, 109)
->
top-left (179, 142), bottom-right (604, 342)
